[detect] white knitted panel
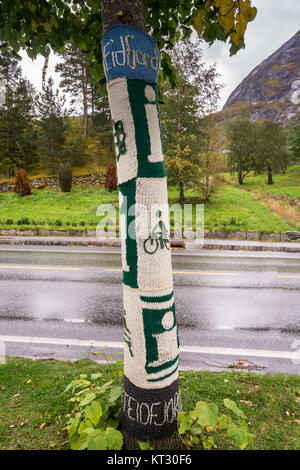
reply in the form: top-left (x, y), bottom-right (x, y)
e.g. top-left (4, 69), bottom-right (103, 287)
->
top-left (135, 177), bottom-right (173, 291)
top-left (123, 285), bottom-right (179, 389)
top-left (144, 85), bottom-right (164, 163)
top-left (119, 191), bottom-right (130, 273)
top-left (107, 78), bottom-right (138, 184)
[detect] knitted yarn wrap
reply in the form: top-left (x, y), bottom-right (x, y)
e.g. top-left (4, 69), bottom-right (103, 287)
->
top-left (103, 25), bottom-right (180, 440)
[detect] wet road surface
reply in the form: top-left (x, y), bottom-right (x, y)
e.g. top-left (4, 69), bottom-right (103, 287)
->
top-left (0, 245), bottom-right (299, 374)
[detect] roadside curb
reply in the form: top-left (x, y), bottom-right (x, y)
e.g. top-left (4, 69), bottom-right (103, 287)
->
top-left (0, 236), bottom-right (300, 253)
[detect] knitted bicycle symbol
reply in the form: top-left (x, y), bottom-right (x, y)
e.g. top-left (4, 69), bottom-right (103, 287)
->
top-left (144, 210), bottom-right (170, 255)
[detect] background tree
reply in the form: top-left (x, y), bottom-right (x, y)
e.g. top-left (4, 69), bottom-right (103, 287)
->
top-left (196, 113), bottom-right (225, 200)
top-left (256, 119), bottom-right (290, 184)
top-left (289, 123), bottom-right (300, 164)
top-left (36, 77), bottom-right (68, 175)
top-left (0, 0), bottom-right (257, 449)
top-left (0, 49), bottom-right (37, 175)
top-left (162, 38), bottom-right (222, 201)
top-left (55, 44), bottom-right (90, 139)
top-left (225, 116), bottom-right (259, 185)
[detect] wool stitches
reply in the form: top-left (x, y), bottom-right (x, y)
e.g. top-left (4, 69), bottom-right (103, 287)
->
top-left (103, 24), bottom-right (180, 440)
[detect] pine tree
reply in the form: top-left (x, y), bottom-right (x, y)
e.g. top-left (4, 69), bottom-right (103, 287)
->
top-left (36, 77), bottom-right (68, 175)
top-left (0, 49), bottom-right (37, 174)
top-left (55, 44), bottom-right (90, 139)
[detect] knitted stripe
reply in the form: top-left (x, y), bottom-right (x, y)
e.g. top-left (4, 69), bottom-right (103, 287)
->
top-left (103, 24), bottom-right (180, 439)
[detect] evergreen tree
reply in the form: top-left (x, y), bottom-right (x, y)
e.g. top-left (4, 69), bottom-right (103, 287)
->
top-left (55, 44), bottom-right (90, 139)
top-left (36, 77), bottom-right (68, 175)
top-left (0, 49), bottom-right (37, 174)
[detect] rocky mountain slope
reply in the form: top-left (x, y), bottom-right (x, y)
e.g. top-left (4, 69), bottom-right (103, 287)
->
top-left (223, 30), bottom-right (300, 122)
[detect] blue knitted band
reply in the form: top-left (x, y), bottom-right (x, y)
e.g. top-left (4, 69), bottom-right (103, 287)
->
top-left (102, 24), bottom-right (161, 84)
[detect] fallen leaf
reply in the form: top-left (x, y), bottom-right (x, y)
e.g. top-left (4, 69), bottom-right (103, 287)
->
top-left (13, 393), bottom-right (20, 399)
top-left (1, 385), bottom-right (5, 390)
top-left (26, 380), bottom-right (32, 385)
top-left (224, 379), bottom-right (229, 383)
top-left (40, 423), bottom-right (46, 429)
top-left (278, 417), bottom-right (284, 422)
top-left (295, 420), bottom-right (300, 425)
top-left (9, 425), bottom-right (15, 428)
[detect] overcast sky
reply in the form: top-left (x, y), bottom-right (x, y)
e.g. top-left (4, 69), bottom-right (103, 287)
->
top-left (20, 0), bottom-right (300, 110)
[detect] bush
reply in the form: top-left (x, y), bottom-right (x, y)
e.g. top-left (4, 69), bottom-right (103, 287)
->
top-left (13, 168), bottom-right (32, 197)
top-left (58, 162), bottom-right (72, 193)
top-left (105, 163), bottom-right (118, 192)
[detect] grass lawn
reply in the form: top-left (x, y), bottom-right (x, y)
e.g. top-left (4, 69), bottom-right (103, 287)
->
top-left (228, 166), bottom-right (300, 199)
top-left (0, 357), bottom-right (299, 450)
top-left (0, 184), bottom-right (293, 233)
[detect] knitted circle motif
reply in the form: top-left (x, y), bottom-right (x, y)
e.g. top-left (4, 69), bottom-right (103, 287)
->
top-left (162, 311), bottom-right (175, 330)
top-left (145, 85), bottom-right (156, 103)
top-left (113, 120), bottom-right (127, 161)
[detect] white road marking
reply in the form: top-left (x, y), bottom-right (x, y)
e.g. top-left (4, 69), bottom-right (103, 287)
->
top-left (0, 335), bottom-right (295, 360)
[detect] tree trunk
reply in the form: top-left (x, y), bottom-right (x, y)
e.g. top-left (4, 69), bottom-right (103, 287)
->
top-left (82, 66), bottom-right (88, 139)
top-left (267, 165), bottom-right (273, 184)
top-left (238, 171), bottom-right (243, 185)
top-left (100, 0), bottom-right (181, 450)
top-left (179, 178), bottom-right (184, 202)
top-left (106, 135), bottom-right (112, 168)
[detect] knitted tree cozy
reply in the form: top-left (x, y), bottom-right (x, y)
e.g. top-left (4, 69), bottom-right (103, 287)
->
top-left (102, 25), bottom-right (180, 440)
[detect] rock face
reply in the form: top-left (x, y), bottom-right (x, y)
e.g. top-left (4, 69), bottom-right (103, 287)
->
top-left (223, 30), bottom-right (300, 122)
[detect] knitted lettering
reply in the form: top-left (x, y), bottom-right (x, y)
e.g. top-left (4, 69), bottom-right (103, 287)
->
top-left (102, 25), bottom-right (180, 440)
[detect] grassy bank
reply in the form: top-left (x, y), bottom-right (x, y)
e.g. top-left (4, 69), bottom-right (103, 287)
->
top-left (0, 184), bottom-right (294, 233)
top-left (0, 357), bottom-right (299, 450)
top-left (228, 166), bottom-right (300, 199)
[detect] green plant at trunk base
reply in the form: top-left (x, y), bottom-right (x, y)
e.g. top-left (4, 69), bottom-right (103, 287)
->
top-left (64, 355), bottom-right (123, 450)
top-left (177, 398), bottom-right (255, 450)
top-left (65, 358), bottom-right (255, 451)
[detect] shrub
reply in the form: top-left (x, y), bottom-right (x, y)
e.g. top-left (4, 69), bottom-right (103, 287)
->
top-left (13, 168), bottom-right (32, 197)
top-left (105, 163), bottom-right (117, 192)
top-left (58, 162), bottom-right (72, 193)
top-left (17, 217), bottom-right (30, 225)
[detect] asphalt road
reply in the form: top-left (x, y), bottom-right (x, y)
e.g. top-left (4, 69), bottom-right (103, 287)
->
top-left (0, 245), bottom-right (299, 374)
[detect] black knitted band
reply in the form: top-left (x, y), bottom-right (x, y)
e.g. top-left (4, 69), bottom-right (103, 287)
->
top-left (120, 375), bottom-right (181, 440)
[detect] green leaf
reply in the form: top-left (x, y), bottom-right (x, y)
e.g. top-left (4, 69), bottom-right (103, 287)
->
top-left (223, 399), bottom-right (247, 420)
top-left (139, 441), bottom-right (152, 450)
top-left (68, 412), bottom-right (82, 438)
top-left (218, 414), bottom-right (232, 430)
top-left (227, 422), bottom-right (249, 449)
top-left (87, 433), bottom-right (108, 450)
top-left (79, 392), bottom-right (96, 407)
top-left (85, 401), bottom-right (102, 426)
top-left (190, 401), bottom-right (219, 427)
top-left (78, 420), bottom-right (93, 436)
top-left (69, 433), bottom-right (88, 450)
top-left (105, 427), bottom-right (123, 450)
top-left (109, 385), bottom-right (122, 403)
top-left (178, 414), bottom-right (194, 434)
top-left (91, 373), bottom-right (102, 380)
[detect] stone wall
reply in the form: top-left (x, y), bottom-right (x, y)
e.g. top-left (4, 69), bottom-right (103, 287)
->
top-left (0, 172), bottom-right (106, 193)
